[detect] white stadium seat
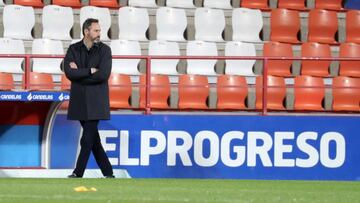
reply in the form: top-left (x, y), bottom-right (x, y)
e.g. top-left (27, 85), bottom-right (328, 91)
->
top-left (195, 8), bottom-right (225, 42)
top-left (204, 0), bottom-right (232, 9)
top-left (225, 41), bottom-right (257, 76)
top-left (110, 40), bottom-right (141, 76)
top-left (148, 40), bottom-right (180, 75)
top-left (80, 6), bottom-right (111, 41)
top-left (42, 5), bottom-right (74, 40)
top-left (3, 5), bottom-right (35, 40)
top-left (128, 0), bottom-right (157, 8)
top-left (118, 6), bottom-right (149, 41)
top-left (186, 41), bottom-right (218, 76)
top-left (0, 0), bottom-right (5, 6)
top-left (0, 38), bottom-right (25, 81)
top-left (166, 0), bottom-right (195, 8)
top-left (156, 7), bottom-right (187, 42)
top-left (232, 8), bottom-right (263, 43)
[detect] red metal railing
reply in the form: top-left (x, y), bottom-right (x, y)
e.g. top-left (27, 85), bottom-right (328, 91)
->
top-left (0, 54), bottom-right (359, 115)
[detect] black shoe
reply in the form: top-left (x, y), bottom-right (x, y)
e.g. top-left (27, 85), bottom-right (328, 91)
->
top-left (68, 173), bottom-right (81, 178)
top-left (104, 175), bottom-right (115, 178)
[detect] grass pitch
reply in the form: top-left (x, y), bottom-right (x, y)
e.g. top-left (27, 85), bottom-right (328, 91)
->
top-left (0, 178), bottom-right (359, 202)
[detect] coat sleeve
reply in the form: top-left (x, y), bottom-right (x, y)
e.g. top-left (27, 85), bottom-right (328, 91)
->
top-left (64, 46), bottom-right (91, 81)
top-left (78, 46), bottom-right (112, 85)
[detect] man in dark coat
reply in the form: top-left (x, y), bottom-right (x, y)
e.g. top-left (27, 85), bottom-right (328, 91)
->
top-left (64, 18), bottom-right (114, 178)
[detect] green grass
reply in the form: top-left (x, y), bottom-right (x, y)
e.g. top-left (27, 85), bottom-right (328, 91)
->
top-left (0, 179), bottom-right (359, 203)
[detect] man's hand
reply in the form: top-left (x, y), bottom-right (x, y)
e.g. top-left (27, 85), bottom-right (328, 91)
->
top-left (70, 62), bottom-right (78, 69)
top-left (91, 68), bottom-right (98, 74)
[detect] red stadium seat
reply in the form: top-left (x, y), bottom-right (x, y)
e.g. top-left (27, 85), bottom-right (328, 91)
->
top-left (25, 72), bottom-right (54, 90)
top-left (139, 74), bottom-right (171, 109)
top-left (217, 75), bottom-right (248, 110)
top-left (270, 8), bottom-right (301, 44)
top-left (315, 0), bottom-right (344, 10)
top-left (278, 0), bottom-right (307, 10)
top-left (14, 0), bottom-right (43, 7)
top-left (241, 0), bottom-right (269, 10)
top-left (332, 76), bottom-right (360, 111)
top-left (301, 42), bottom-right (331, 77)
top-left (108, 74), bottom-right (132, 109)
top-left (263, 41), bottom-right (293, 77)
top-left (256, 76), bottom-right (286, 110)
top-left (339, 43), bottom-right (360, 77)
top-left (0, 72), bottom-right (14, 90)
top-left (308, 9), bottom-right (338, 44)
top-left (178, 74), bottom-right (209, 109)
top-left (294, 75), bottom-right (325, 111)
top-left (52, 0), bottom-right (82, 8)
top-left (346, 10), bottom-right (360, 43)
top-left (60, 74), bottom-right (71, 90)
top-left (89, 0), bottom-right (120, 8)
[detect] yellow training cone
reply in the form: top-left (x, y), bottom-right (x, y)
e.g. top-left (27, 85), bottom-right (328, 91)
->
top-left (74, 186), bottom-right (89, 192)
top-left (90, 187), bottom-right (98, 192)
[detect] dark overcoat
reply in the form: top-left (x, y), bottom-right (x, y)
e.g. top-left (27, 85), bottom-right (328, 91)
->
top-left (64, 40), bottom-right (112, 121)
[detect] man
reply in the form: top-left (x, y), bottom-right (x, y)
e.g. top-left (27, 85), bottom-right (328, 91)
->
top-left (64, 18), bottom-right (114, 178)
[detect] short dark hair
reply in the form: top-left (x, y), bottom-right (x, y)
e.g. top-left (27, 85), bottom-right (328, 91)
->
top-left (82, 18), bottom-right (99, 36)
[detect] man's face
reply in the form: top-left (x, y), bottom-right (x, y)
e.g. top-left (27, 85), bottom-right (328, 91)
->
top-left (85, 22), bottom-right (101, 43)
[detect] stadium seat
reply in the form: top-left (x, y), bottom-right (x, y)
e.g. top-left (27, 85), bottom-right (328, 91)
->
top-left (110, 40), bottom-right (141, 75)
top-left (118, 6), bottom-right (149, 41)
top-left (294, 75), bottom-right (325, 111)
top-left (89, 0), bottom-right (119, 8)
top-left (166, 0), bottom-right (195, 8)
top-left (277, 0), bottom-right (307, 10)
top-left (270, 8), bottom-right (300, 44)
top-left (0, 38), bottom-right (25, 82)
top-left (345, 0), bottom-right (360, 10)
top-left (301, 42), bottom-right (331, 77)
top-left (263, 41), bottom-right (293, 77)
top-left (346, 10), bottom-right (360, 44)
top-left (186, 41), bottom-right (218, 76)
top-left (256, 76), bottom-right (286, 110)
top-left (332, 76), bottom-right (360, 111)
top-left (0, 0), bottom-right (5, 6)
top-left (339, 43), bottom-right (360, 78)
top-left (0, 73), bottom-right (14, 90)
top-left (217, 75), bottom-right (248, 109)
top-left (25, 72), bottom-right (55, 90)
top-left (80, 6), bottom-right (111, 41)
top-left (3, 5), bottom-right (35, 40)
top-left (232, 8), bottom-right (263, 43)
top-left (241, 0), bottom-right (269, 10)
top-left (308, 9), bottom-right (338, 44)
top-left (156, 7), bottom-right (187, 42)
top-left (139, 74), bottom-right (171, 109)
top-left (42, 5), bottom-right (74, 41)
top-left (148, 40), bottom-right (180, 75)
top-left (60, 74), bottom-right (71, 90)
top-left (195, 8), bottom-right (225, 42)
top-left (178, 74), bottom-right (209, 109)
top-left (315, 0), bottom-right (344, 10)
top-left (52, 0), bottom-right (82, 8)
top-left (224, 41), bottom-right (256, 76)
top-left (128, 0), bottom-right (157, 8)
top-left (32, 39), bottom-right (64, 82)
top-left (204, 0), bottom-right (232, 9)
top-left (14, 0), bottom-right (43, 7)
top-left (108, 74), bottom-right (132, 109)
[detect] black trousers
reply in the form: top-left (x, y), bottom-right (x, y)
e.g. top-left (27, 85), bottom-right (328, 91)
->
top-left (73, 120), bottom-right (113, 177)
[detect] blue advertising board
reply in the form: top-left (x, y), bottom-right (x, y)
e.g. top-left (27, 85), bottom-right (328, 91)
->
top-left (50, 114), bottom-right (360, 181)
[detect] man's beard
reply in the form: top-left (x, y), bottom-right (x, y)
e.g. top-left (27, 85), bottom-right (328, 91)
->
top-left (93, 37), bottom-right (100, 43)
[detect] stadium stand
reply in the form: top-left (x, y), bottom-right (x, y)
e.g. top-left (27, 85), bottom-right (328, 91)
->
top-left (139, 74), bottom-right (170, 109)
top-left (52, 0), bottom-right (82, 8)
top-left (108, 73), bottom-right (132, 109)
top-left (42, 5), bottom-right (74, 40)
top-left (294, 75), bottom-right (325, 111)
top-left (224, 41), bottom-right (256, 76)
top-left (80, 6), bottom-right (111, 41)
top-left (203, 0), bottom-right (232, 9)
top-left (156, 7), bottom-right (187, 42)
top-left (332, 76), bottom-right (360, 111)
top-left (110, 40), bottom-right (142, 76)
top-left (194, 8), bottom-right (225, 42)
top-left (166, 0), bottom-right (195, 8)
top-left (3, 5), bottom-right (35, 40)
top-left (118, 6), bottom-right (149, 41)
top-left (345, 10), bottom-right (360, 43)
top-left (217, 74), bottom-right (248, 109)
top-left (148, 40), bottom-right (180, 76)
top-left (89, 0), bottom-right (119, 9)
top-left (270, 8), bottom-right (300, 44)
top-left (178, 74), bottom-right (209, 109)
top-left (186, 41), bottom-right (218, 76)
top-left (339, 42), bottom-right (360, 77)
top-left (277, 0), bottom-right (307, 10)
top-left (263, 41), bottom-right (293, 77)
top-left (307, 9), bottom-right (338, 44)
top-left (14, 0), bottom-right (43, 7)
top-left (256, 75), bottom-right (286, 110)
top-left (301, 42), bottom-right (331, 77)
top-left (232, 8), bottom-right (263, 43)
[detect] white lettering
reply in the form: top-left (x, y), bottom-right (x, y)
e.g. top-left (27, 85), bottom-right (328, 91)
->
top-left (140, 130), bottom-right (166, 166)
top-left (221, 131), bottom-right (245, 167)
top-left (194, 131), bottom-right (219, 167)
top-left (167, 131), bottom-right (193, 166)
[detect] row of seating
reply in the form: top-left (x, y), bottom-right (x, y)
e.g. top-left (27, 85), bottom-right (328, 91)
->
top-left (2, 5), bottom-right (360, 44)
top-left (1, 72), bottom-right (358, 111)
top-left (1, 38), bottom-right (360, 79)
top-left (1, 0), bottom-right (359, 11)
